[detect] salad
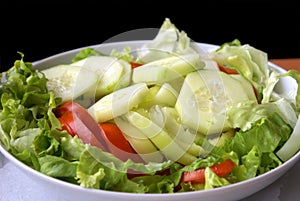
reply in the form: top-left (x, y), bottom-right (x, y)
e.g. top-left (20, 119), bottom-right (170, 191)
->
top-left (1, 18), bottom-right (300, 193)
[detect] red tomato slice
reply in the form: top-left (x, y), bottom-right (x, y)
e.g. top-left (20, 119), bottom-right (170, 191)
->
top-left (54, 101), bottom-right (81, 117)
top-left (58, 116), bottom-right (76, 136)
top-left (181, 159), bottom-right (236, 183)
top-left (55, 101), bottom-right (109, 152)
top-left (218, 64), bottom-right (239, 74)
top-left (98, 122), bottom-right (145, 163)
top-left (130, 61), bottom-right (143, 69)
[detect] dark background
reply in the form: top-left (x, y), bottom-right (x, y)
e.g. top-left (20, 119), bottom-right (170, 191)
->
top-left (1, 1), bottom-right (300, 71)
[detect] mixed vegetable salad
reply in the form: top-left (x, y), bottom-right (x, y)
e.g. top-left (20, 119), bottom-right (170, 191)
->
top-left (1, 18), bottom-right (300, 193)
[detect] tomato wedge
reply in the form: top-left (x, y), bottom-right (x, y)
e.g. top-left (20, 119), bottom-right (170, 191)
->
top-left (98, 122), bottom-right (145, 163)
top-left (54, 101), bottom-right (82, 117)
top-left (58, 115), bottom-right (76, 136)
top-left (218, 64), bottom-right (239, 74)
top-left (130, 61), bottom-right (143, 69)
top-left (55, 101), bottom-right (145, 163)
top-left (181, 159), bottom-right (236, 183)
top-left (55, 101), bottom-right (109, 152)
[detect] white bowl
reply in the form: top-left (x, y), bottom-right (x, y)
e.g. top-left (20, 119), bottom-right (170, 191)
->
top-left (1, 40), bottom-right (300, 201)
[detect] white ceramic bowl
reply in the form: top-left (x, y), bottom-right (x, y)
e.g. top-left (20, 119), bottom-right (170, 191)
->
top-left (1, 40), bottom-right (300, 201)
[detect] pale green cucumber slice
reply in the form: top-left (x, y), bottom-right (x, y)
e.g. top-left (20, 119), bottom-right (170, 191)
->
top-left (114, 116), bottom-right (165, 163)
top-left (203, 59), bottom-right (219, 70)
top-left (95, 63), bottom-right (124, 97)
top-left (115, 59), bottom-right (132, 89)
top-left (132, 54), bottom-right (204, 85)
top-left (137, 85), bottom-right (161, 109)
top-left (149, 105), bottom-right (205, 157)
top-left (72, 55), bottom-right (132, 98)
top-left (175, 70), bottom-right (250, 135)
top-left (208, 128), bottom-right (235, 147)
top-left (133, 65), bottom-right (180, 85)
top-left (138, 83), bottom-right (178, 109)
top-left (154, 83), bottom-right (178, 106)
top-left (42, 65), bottom-right (98, 103)
top-left (231, 74), bottom-right (257, 102)
top-left (125, 111), bottom-right (197, 165)
top-left (276, 114), bottom-right (300, 162)
top-left (87, 83), bottom-right (149, 123)
top-left (167, 76), bottom-right (185, 93)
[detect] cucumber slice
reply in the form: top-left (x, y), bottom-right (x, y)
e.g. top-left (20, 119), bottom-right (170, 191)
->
top-left (203, 59), bottom-right (219, 71)
top-left (72, 55), bottom-right (132, 98)
top-left (42, 65), bottom-right (99, 103)
top-left (175, 70), bottom-right (250, 135)
top-left (87, 83), bottom-right (149, 123)
top-left (124, 111), bottom-right (197, 165)
top-left (276, 114), bottom-right (300, 162)
top-left (149, 105), bottom-right (205, 157)
top-left (231, 74), bottom-right (257, 102)
top-left (132, 54), bottom-right (204, 85)
top-left (114, 116), bottom-right (165, 163)
top-left (115, 59), bottom-right (132, 90)
top-left (208, 129), bottom-right (235, 147)
top-left (138, 85), bottom-right (161, 109)
top-left (167, 76), bottom-right (185, 93)
top-left (138, 83), bottom-right (178, 109)
top-left (154, 83), bottom-right (178, 106)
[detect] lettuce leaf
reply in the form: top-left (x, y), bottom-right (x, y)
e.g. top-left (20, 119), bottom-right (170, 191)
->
top-left (136, 18), bottom-right (199, 63)
top-left (227, 98), bottom-right (297, 132)
top-left (0, 54), bottom-right (65, 169)
top-left (76, 145), bottom-right (174, 192)
top-left (206, 112), bottom-right (291, 183)
top-left (71, 48), bottom-right (103, 63)
top-left (229, 113), bottom-right (291, 156)
top-left (39, 155), bottom-right (78, 178)
top-left (210, 39), bottom-right (269, 102)
top-left (204, 167), bottom-right (231, 190)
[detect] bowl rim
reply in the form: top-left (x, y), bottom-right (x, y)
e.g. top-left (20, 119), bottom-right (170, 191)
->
top-left (32, 40), bottom-right (219, 67)
top-left (1, 40), bottom-right (300, 199)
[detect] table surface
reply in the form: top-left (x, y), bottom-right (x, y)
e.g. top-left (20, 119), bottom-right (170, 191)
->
top-left (270, 58), bottom-right (300, 71)
top-left (1, 58), bottom-right (300, 201)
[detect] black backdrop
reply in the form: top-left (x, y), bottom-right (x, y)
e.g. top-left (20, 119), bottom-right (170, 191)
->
top-left (1, 1), bottom-right (300, 71)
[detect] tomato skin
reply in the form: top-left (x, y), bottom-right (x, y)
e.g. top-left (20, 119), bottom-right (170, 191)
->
top-left (55, 101), bottom-right (145, 163)
top-left (181, 159), bottom-right (236, 184)
top-left (130, 61), bottom-right (143, 69)
top-left (55, 101), bottom-right (109, 152)
top-left (98, 122), bottom-right (145, 163)
top-left (209, 159), bottom-right (236, 178)
top-left (218, 64), bottom-right (239, 74)
top-left (58, 116), bottom-right (76, 136)
top-left (54, 101), bottom-right (82, 117)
